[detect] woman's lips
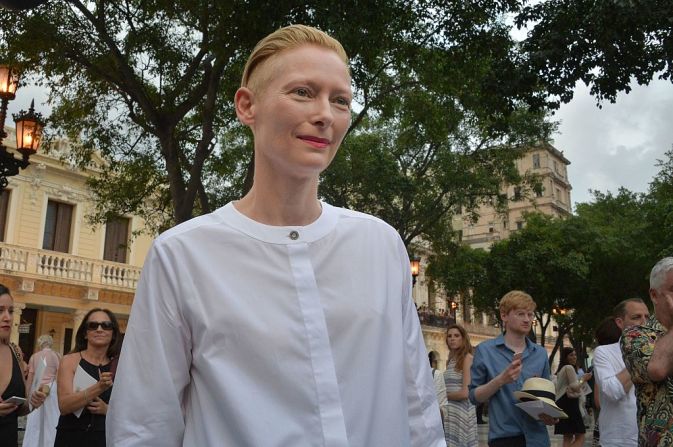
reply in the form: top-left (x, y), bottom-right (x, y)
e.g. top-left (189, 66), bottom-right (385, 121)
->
top-left (298, 135), bottom-right (330, 148)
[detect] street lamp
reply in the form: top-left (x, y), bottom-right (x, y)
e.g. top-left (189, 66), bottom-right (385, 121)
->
top-left (410, 256), bottom-right (421, 287)
top-left (0, 64), bottom-right (45, 190)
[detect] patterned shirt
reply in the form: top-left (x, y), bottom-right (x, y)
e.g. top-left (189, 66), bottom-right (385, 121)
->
top-left (621, 316), bottom-right (673, 447)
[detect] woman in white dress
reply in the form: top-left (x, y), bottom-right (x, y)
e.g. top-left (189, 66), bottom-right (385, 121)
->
top-left (442, 323), bottom-right (478, 447)
top-left (23, 334), bottom-right (61, 447)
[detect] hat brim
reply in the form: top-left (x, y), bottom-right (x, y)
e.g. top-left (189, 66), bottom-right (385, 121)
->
top-left (513, 391), bottom-right (569, 419)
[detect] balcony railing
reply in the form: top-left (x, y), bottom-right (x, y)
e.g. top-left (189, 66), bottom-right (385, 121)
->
top-left (0, 242), bottom-right (141, 290)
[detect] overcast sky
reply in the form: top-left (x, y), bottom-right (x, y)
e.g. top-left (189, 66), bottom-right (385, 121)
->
top-left (7, 76), bottom-right (673, 212)
top-left (553, 78), bottom-right (673, 209)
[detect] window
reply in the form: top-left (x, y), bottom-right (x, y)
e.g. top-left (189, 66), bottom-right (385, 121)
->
top-left (533, 153), bottom-right (540, 169)
top-left (516, 221), bottom-right (523, 230)
top-left (513, 187), bottom-right (522, 201)
top-left (535, 187), bottom-right (544, 198)
top-left (556, 188), bottom-right (562, 202)
top-left (43, 200), bottom-right (73, 252)
top-left (0, 190), bottom-right (9, 241)
top-left (553, 160), bottom-right (558, 173)
top-left (104, 218), bottom-right (130, 263)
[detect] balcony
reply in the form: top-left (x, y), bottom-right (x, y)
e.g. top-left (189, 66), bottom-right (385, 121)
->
top-left (0, 242), bottom-right (141, 290)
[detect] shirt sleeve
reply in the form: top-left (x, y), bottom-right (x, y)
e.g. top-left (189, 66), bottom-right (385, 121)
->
top-left (397, 239), bottom-right (445, 447)
top-left (468, 345), bottom-right (486, 405)
top-left (593, 347), bottom-right (627, 401)
top-left (621, 325), bottom-right (655, 385)
top-left (107, 241), bottom-right (192, 447)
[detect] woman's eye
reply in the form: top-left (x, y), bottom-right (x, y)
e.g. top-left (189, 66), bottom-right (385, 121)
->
top-left (295, 88), bottom-right (309, 97)
top-left (334, 97), bottom-right (350, 107)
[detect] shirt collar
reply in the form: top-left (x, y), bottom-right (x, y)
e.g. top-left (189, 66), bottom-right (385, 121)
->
top-left (218, 201), bottom-right (339, 245)
top-left (495, 333), bottom-right (534, 352)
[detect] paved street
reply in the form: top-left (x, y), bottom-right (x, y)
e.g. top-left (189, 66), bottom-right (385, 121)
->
top-left (18, 415), bottom-right (594, 446)
top-left (477, 417), bottom-right (594, 446)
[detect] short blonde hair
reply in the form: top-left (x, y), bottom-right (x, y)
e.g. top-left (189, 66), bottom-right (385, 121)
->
top-left (499, 290), bottom-right (536, 316)
top-left (240, 24), bottom-right (349, 93)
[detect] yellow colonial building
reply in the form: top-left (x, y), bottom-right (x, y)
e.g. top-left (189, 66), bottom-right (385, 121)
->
top-left (0, 130), bottom-right (154, 358)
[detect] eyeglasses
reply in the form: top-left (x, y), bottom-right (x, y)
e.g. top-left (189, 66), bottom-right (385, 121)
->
top-left (86, 321), bottom-right (114, 331)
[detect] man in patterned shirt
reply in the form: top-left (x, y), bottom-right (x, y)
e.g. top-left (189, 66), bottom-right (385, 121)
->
top-left (622, 257), bottom-right (673, 447)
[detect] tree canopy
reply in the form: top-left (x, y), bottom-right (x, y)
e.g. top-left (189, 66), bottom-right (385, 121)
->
top-left (1, 0), bottom-right (550, 238)
top-left (516, 0), bottom-right (673, 104)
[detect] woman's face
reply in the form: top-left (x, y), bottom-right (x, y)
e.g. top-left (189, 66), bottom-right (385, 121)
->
top-left (84, 311), bottom-right (114, 349)
top-left (0, 293), bottom-right (13, 342)
top-left (446, 328), bottom-right (463, 351)
top-left (566, 350), bottom-right (577, 365)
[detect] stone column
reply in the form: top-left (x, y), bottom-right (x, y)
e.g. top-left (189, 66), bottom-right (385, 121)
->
top-left (71, 309), bottom-right (89, 351)
top-left (10, 302), bottom-right (26, 345)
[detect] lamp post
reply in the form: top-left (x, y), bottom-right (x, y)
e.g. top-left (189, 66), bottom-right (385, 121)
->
top-left (410, 256), bottom-right (421, 287)
top-left (0, 64), bottom-right (45, 190)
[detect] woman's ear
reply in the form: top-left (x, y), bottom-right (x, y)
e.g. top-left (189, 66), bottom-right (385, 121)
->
top-left (235, 87), bottom-right (255, 126)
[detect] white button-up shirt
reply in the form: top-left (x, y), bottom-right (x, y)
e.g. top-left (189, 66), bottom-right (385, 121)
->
top-left (593, 341), bottom-right (638, 446)
top-left (107, 202), bottom-right (444, 446)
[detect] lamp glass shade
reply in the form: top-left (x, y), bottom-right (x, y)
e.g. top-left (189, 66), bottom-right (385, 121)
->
top-left (15, 114), bottom-right (44, 154)
top-left (0, 65), bottom-right (19, 100)
top-left (410, 257), bottom-right (421, 277)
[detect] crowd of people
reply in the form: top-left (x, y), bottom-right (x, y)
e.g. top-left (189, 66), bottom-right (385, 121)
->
top-left (428, 257), bottom-right (673, 447)
top-left (417, 305), bottom-right (456, 328)
top-left (0, 291), bottom-right (120, 447)
top-left (0, 22), bottom-right (671, 447)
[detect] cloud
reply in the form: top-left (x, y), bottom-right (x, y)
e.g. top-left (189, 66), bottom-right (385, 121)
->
top-left (552, 79), bottom-right (673, 208)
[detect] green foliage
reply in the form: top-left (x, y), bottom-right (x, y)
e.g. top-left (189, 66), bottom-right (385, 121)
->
top-left (0, 0), bottom-right (553, 235)
top-left (644, 149), bottom-right (673, 257)
top-left (517, 0), bottom-right (673, 105)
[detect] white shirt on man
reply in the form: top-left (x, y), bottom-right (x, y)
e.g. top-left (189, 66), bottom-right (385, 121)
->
top-left (107, 202), bottom-right (444, 447)
top-left (593, 341), bottom-right (638, 446)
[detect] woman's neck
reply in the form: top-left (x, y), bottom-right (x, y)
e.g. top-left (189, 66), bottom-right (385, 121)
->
top-left (236, 177), bottom-right (321, 226)
top-left (82, 346), bottom-right (109, 364)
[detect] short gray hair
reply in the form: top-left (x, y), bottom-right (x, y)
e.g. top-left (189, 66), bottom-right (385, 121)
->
top-left (37, 334), bottom-right (53, 349)
top-left (650, 257), bottom-right (673, 292)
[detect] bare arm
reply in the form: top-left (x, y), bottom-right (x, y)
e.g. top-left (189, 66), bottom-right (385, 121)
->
top-left (57, 354), bottom-right (111, 415)
top-left (447, 354), bottom-right (472, 401)
top-left (648, 329), bottom-right (673, 382)
top-left (615, 368), bottom-right (633, 392)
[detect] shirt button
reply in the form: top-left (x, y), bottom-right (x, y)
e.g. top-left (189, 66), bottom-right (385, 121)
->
top-left (289, 231), bottom-right (299, 240)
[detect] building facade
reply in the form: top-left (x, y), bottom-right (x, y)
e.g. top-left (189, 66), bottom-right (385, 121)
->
top-left (1, 131), bottom-right (153, 358)
top-left (414, 143), bottom-right (572, 367)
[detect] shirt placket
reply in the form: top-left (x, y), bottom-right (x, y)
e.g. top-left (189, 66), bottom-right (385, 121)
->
top-left (287, 242), bottom-right (349, 447)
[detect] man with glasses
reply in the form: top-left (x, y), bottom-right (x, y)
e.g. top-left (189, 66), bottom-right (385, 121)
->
top-left (469, 290), bottom-right (556, 447)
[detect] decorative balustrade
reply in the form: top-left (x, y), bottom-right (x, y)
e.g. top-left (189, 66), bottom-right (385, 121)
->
top-left (0, 242), bottom-right (141, 290)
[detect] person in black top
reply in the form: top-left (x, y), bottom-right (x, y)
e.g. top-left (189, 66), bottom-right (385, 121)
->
top-left (0, 284), bottom-right (47, 446)
top-left (55, 308), bottom-right (121, 447)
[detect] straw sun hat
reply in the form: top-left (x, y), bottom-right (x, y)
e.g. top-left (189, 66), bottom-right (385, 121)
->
top-left (513, 377), bottom-right (568, 419)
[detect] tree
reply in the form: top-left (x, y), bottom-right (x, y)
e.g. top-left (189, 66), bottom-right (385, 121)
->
top-left (517, 0), bottom-right (673, 105)
top-left (472, 213), bottom-right (598, 363)
top-left (426, 242), bottom-right (488, 322)
top-left (0, 1), bottom-right (551, 235)
top-left (643, 149), bottom-right (673, 257)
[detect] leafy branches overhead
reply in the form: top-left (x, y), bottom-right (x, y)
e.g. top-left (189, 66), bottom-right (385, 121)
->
top-left (517, 0), bottom-right (673, 105)
top-left (1, 0), bottom-right (552, 234)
